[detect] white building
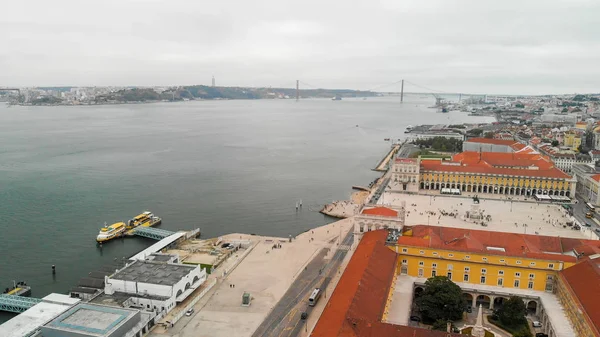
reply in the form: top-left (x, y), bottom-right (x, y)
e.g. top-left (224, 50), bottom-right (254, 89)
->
top-left (389, 158), bottom-right (420, 192)
top-left (105, 260), bottom-right (206, 317)
top-left (354, 206), bottom-right (405, 239)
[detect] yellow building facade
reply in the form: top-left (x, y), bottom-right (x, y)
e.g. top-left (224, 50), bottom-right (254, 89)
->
top-left (419, 171), bottom-right (574, 197)
top-left (564, 132), bottom-right (582, 152)
top-left (393, 245), bottom-right (572, 292)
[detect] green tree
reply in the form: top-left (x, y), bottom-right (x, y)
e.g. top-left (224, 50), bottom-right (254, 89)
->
top-left (513, 328), bottom-right (533, 337)
top-left (468, 129), bottom-right (483, 136)
top-left (551, 140), bottom-right (559, 147)
top-left (431, 319), bottom-right (449, 331)
top-left (416, 276), bottom-right (464, 322)
top-left (484, 132), bottom-right (494, 139)
top-left (496, 296), bottom-right (527, 327)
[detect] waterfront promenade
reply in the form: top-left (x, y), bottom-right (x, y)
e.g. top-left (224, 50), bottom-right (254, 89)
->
top-left (149, 218), bottom-right (355, 337)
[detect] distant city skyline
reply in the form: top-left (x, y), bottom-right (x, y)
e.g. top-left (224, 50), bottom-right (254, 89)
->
top-left (1, 0), bottom-right (599, 95)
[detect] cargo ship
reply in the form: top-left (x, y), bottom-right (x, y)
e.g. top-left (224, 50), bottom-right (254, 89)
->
top-left (3, 281), bottom-right (31, 297)
top-left (96, 222), bottom-right (127, 242)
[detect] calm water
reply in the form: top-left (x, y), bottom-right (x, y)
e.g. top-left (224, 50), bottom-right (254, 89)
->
top-left (0, 95), bottom-right (493, 322)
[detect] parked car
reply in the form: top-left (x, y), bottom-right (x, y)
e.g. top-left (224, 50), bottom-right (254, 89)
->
top-left (301, 312), bottom-right (308, 320)
top-left (409, 316), bottom-right (421, 322)
top-left (584, 223), bottom-right (592, 227)
top-left (536, 333), bottom-right (548, 337)
top-left (532, 321), bottom-right (542, 327)
top-left (185, 308), bottom-right (194, 316)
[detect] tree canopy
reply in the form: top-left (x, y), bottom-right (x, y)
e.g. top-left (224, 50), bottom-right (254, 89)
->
top-left (495, 296), bottom-right (527, 327)
top-left (416, 276), bottom-right (464, 322)
top-left (411, 137), bottom-right (463, 152)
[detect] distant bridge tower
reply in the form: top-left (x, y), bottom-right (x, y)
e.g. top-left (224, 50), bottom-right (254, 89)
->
top-left (400, 79), bottom-right (404, 103)
top-left (296, 80), bottom-right (299, 101)
top-left (212, 75), bottom-right (215, 87)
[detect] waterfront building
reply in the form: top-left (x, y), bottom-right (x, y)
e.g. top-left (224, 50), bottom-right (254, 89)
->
top-left (40, 303), bottom-right (154, 337)
top-left (104, 259), bottom-right (206, 319)
top-left (556, 256), bottom-right (600, 337)
top-left (572, 163), bottom-right (600, 206)
top-left (353, 206), bottom-right (405, 239)
top-left (408, 131), bottom-right (464, 141)
top-left (389, 158), bottom-right (420, 192)
top-left (419, 151), bottom-right (576, 197)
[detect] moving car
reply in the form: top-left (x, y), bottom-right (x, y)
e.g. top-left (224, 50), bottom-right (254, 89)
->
top-left (409, 316), bottom-right (421, 322)
top-left (185, 308), bottom-right (194, 316)
top-left (532, 321), bottom-right (542, 327)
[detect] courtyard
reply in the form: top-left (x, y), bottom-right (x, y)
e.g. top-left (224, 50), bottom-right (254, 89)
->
top-left (376, 192), bottom-right (588, 239)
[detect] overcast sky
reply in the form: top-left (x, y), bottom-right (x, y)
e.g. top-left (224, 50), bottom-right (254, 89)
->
top-left (1, 0), bottom-right (599, 94)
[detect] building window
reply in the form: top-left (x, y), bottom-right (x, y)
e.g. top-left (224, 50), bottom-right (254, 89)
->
top-left (420, 250), bottom-right (425, 255)
top-left (546, 275), bottom-right (554, 281)
top-left (515, 272), bottom-right (521, 277)
top-left (419, 261), bottom-right (424, 266)
top-left (498, 270), bottom-right (504, 276)
top-left (480, 276), bottom-right (486, 284)
top-left (514, 280), bottom-right (520, 288)
top-left (482, 257), bottom-right (488, 262)
top-left (465, 255), bottom-right (470, 259)
top-left (464, 274), bottom-right (469, 282)
top-left (432, 263), bottom-right (437, 268)
top-left (498, 278), bottom-right (503, 286)
top-left (447, 264), bottom-right (453, 270)
top-left (464, 267), bottom-right (470, 273)
top-left (402, 259), bottom-right (408, 264)
top-left (548, 263), bottom-right (554, 269)
top-left (516, 260), bottom-right (522, 265)
top-left (528, 281), bottom-right (534, 289)
top-left (418, 269), bottom-right (424, 277)
top-left (432, 270), bottom-right (437, 277)
top-left (529, 273), bottom-right (535, 279)
top-left (448, 253), bottom-right (454, 258)
top-left (433, 252), bottom-right (438, 256)
top-left (402, 248), bottom-right (408, 253)
top-left (447, 272), bottom-right (452, 280)
top-left (530, 262), bottom-right (536, 266)
top-left (499, 259), bottom-right (505, 263)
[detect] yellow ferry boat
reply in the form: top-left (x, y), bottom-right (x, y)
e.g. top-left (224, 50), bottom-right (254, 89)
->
top-left (127, 211), bottom-right (161, 229)
top-left (96, 222), bottom-right (126, 242)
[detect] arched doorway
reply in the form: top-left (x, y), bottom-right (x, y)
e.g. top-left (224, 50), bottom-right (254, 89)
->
top-left (527, 300), bottom-right (538, 314)
top-left (483, 186), bottom-right (488, 193)
top-left (476, 295), bottom-right (491, 308)
top-left (493, 297), bottom-right (507, 309)
top-left (463, 293), bottom-right (474, 307)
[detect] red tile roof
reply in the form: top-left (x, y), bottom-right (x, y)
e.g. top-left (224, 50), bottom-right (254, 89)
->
top-left (397, 225), bottom-right (600, 263)
top-left (311, 230), bottom-right (463, 337)
top-left (465, 138), bottom-right (517, 146)
top-left (592, 174), bottom-right (600, 182)
top-left (361, 207), bottom-right (398, 217)
top-left (420, 151), bottom-right (570, 179)
top-left (559, 257), bottom-right (600, 336)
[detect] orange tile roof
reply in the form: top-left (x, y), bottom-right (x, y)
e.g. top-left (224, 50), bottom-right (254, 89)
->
top-left (361, 207), bottom-right (398, 217)
top-left (396, 225), bottom-right (600, 263)
top-left (592, 174), bottom-right (600, 182)
top-left (421, 151), bottom-right (570, 179)
top-left (311, 230), bottom-right (463, 337)
top-left (465, 138), bottom-right (517, 146)
top-left (559, 258), bottom-right (600, 336)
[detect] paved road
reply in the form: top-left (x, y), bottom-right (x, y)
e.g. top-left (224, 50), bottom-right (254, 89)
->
top-left (251, 230), bottom-right (355, 337)
top-left (397, 143), bottom-right (420, 158)
top-left (573, 195), bottom-right (600, 233)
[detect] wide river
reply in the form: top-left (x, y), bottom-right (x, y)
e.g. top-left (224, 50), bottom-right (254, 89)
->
top-left (0, 95), bottom-right (493, 322)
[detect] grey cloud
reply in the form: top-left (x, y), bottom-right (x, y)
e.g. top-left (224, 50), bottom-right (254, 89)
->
top-left (1, 0), bottom-right (599, 94)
